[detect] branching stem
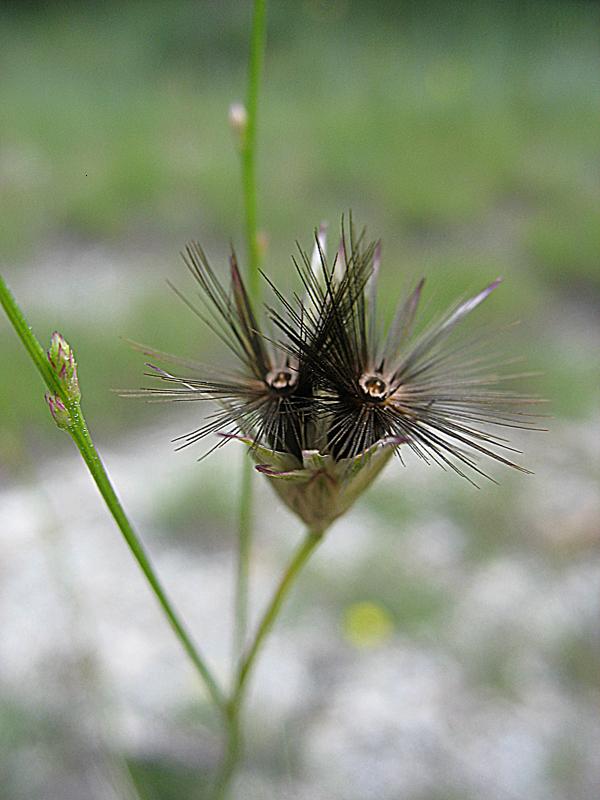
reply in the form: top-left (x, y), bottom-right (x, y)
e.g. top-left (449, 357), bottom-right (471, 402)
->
top-left (217, 528), bottom-right (324, 798)
top-left (0, 273), bottom-right (227, 715)
top-left (233, 0), bottom-right (267, 670)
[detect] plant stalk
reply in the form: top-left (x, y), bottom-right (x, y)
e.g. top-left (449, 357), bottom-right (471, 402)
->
top-left (233, 463), bottom-right (253, 664)
top-left (232, 0), bottom-right (267, 669)
top-left (235, 528), bottom-right (323, 703)
top-left (217, 528), bottom-right (323, 798)
top-left (242, 0), bottom-right (267, 299)
top-left (0, 273), bottom-right (226, 715)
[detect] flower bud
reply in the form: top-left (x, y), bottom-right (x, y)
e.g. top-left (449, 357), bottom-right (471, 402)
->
top-left (47, 331), bottom-right (80, 403)
top-left (45, 392), bottom-right (72, 430)
top-left (228, 102), bottom-right (248, 148)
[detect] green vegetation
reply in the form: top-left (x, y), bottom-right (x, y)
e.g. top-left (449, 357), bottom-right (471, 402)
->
top-left (1, 5), bottom-right (598, 798)
top-left (1, 0), bottom-right (598, 458)
top-left (1, 1), bottom-right (598, 260)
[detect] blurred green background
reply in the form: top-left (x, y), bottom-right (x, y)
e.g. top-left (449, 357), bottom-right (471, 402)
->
top-left (1, 0), bottom-right (599, 462)
top-left (1, 1), bottom-right (599, 799)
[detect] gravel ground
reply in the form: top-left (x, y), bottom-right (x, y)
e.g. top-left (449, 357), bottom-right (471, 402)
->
top-left (0, 410), bottom-right (598, 800)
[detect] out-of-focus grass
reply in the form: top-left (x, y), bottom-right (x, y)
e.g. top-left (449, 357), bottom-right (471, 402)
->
top-left (1, 0), bottom-right (598, 265)
top-left (1, 7), bottom-right (597, 798)
top-left (152, 466), bottom-right (238, 549)
top-left (127, 758), bottom-right (212, 800)
top-left (0, 0), bottom-right (598, 462)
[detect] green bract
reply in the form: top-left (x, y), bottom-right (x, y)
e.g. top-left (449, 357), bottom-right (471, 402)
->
top-left (47, 331), bottom-right (81, 403)
top-left (229, 434), bottom-right (403, 529)
top-left (45, 392), bottom-right (72, 430)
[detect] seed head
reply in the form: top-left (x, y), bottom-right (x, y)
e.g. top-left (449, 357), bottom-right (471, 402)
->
top-left (227, 433), bottom-right (403, 529)
top-left (131, 219), bottom-right (542, 528)
top-left (272, 221), bottom-right (542, 486)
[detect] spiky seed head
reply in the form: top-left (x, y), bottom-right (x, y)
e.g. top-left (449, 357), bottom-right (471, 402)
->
top-left (268, 219), bottom-right (543, 484)
top-left (130, 218), bottom-right (542, 528)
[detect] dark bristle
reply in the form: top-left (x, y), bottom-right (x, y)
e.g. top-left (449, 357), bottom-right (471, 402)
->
top-left (132, 219), bottom-right (542, 485)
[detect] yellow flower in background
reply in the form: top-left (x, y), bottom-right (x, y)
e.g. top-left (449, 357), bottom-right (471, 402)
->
top-left (343, 601), bottom-right (395, 649)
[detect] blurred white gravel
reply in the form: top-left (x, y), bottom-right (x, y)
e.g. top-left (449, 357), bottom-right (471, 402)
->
top-left (0, 415), bottom-right (599, 800)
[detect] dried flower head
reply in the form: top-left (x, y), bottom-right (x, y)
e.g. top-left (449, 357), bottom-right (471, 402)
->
top-left (272, 222), bottom-right (542, 487)
top-left (132, 241), bottom-right (317, 460)
top-left (131, 221), bottom-right (540, 527)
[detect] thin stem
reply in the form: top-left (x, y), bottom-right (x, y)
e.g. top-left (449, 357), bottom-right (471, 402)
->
top-left (212, 704), bottom-right (242, 800)
top-left (235, 528), bottom-right (323, 704)
top-left (232, 0), bottom-right (267, 671)
top-left (0, 273), bottom-right (227, 714)
top-left (217, 527), bottom-right (323, 799)
top-left (220, 4), bottom-right (268, 792)
top-left (233, 461), bottom-right (253, 662)
top-left (69, 419), bottom-right (226, 712)
top-left (242, 0), bottom-right (267, 299)
top-left (0, 274), bottom-right (65, 398)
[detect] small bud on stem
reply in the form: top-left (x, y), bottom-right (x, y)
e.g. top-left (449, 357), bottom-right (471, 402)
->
top-left (45, 332), bottom-right (81, 429)
top-left (45, 392), bottom-right (72, 430)
top-left (229, 102), bottom-right (248, 149)
top-left (47, 331), bottom-right (81, 403)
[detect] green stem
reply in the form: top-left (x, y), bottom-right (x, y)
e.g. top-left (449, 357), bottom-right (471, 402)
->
top-left (69, 419), bottom-right (226, 712)
top-left (232, 0), bottom-right (267, 671)
top-left (242, 0), bottom-right (267, 299)
top-left (221, 3), bottom-right (268, 793)
top-left (217, 527), bottom-right (323, 799)
top-left (235, 529), bottom-right (323, 703)
top-left (233, 462), bottom-right (253, 662)
top-left (0, 274), bottom-right (65, 398)
top-left (212, 703), bottom-right (242, 800)
top-left (0, 273), bottom-right (226, 714)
